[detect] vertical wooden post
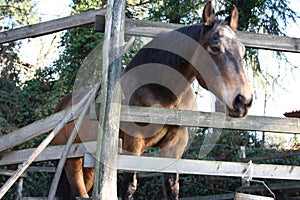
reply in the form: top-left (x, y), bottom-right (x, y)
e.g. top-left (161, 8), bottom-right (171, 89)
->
top-left (92, 0), bottom-right (125, 199)
top-left (239, 146), bottom-right (250, 187)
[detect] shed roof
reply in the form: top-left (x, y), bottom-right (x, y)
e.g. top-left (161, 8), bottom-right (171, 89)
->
top-left (284, 110), bottom-right (300, 118)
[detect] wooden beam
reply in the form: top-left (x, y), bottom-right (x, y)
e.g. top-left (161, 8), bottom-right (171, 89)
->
top-left (0, 106), bottom-right (80, 152)
top-left (92, 0), bottom-right (124, 199)
top-left (0, 142), bottom-right (96, 166)
top-left (237, 31), bottom-right (300, 53)
top-left (0, 8), bottom-right (299, 53)
top-left (20, 198), bottom-right (58, 200)
top-left (26, 167), bottom-right (56, 173)
top-left (118, 106), bottom-right (300, 134)
top-left (3, 147), bottom-right (300, 181)
top-left (0, 169), bottom-right (27, 178)
top-left (0, 9), bottom-right (106, 43)
top-left (118, 155), bottom-right (300, 180)
top-left (2, 104), bottom-right (299, 155)
top-left (234, 193), bottom-right (273, 200)
top-left (124, 19), bottom-right (300, 53)
top-left (180, 193), bottom-right (234, 200)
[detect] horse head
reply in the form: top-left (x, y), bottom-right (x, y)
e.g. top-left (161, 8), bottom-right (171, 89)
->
top-left (196, 1), bottom-right (253, 117)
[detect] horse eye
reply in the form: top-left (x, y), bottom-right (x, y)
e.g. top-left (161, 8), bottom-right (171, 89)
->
top-left (209, 45), bottom-right (221, 54)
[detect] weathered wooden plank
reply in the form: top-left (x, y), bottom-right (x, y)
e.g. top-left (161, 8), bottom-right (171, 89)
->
top-left (20, 198), bottom-right (58, 200)
top-left (118, 106), bottom-right (300, 134)
top-left (124, 19), bottom-right (300, 53)
top-left (92, 1), bottom-right (124, 199)
top-left (3, 147), bottom-right (300, 181)
top-left (180, 193), bottom-right (234, 200)
top-left (0, 142), bottom-right (96, 166)
top-left (118, 155), bottom-right (300, 180)
top-left (0, 9), bottom-right (106, 43)
top-left (0, 106), bottom-right (80, 152)
top-left (1, 9), bottom-right (299, 53)
top-left (2, 104), bottom-right (299, 156)
top-left (237, 31), bottom-right (300, 52)
top-left (0, 169), bottom-right (27, 177)
top-left (26, 166), bottom-right (56, 173)
top-left (234, 193), bottom-right (273, 200)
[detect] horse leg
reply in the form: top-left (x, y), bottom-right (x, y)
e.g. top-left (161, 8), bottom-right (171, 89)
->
top-left (121, 172), bottom-right (137, 200)
top-left (160, 127), bottom-right (188, 200)
top-left (83, 168), bottom-right (94, 194)
top-left (64, 158), bottom-right (89, 198)
top-left (121, 132), bottom-right (144, 200)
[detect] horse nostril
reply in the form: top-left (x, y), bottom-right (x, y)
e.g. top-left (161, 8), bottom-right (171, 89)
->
top-left (247, 95), bottom-right (253, 108)
top-left (233, 94), bottom-right (245, 110)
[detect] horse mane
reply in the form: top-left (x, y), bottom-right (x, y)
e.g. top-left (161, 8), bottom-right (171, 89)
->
top-left (124, 19), bottom-right (226, 74)
top-left (124, 24), bottom-right (203, 73)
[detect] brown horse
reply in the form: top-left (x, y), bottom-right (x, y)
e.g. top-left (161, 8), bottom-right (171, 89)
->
top-left (51, 1), bottom-right (253, 199)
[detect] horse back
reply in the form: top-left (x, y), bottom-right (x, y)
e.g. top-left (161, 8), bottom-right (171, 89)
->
top-left (51, 90), bottom-right (98, 146)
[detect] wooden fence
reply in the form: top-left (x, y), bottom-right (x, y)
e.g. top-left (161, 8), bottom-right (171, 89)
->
top-left (0, 6), bottom-right (300, 200)
top-left (1, 9), bottom-right (300, 53)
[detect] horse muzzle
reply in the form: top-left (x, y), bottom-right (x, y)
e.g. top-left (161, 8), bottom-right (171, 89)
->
top-left (226, 93), bottom-right (253, 118)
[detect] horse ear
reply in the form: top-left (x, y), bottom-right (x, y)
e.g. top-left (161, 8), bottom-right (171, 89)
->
top-left (202, 1), bottom-right (215, 26)
top-left (226, 5), bottom-right (239, 31)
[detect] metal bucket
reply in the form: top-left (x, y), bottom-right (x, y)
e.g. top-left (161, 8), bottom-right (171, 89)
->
top-left (234, 193), bottom-right (274, 200)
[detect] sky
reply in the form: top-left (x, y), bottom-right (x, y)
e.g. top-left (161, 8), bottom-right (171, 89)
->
top-left (254, 0), bottom-right (300, 118)
top-left (34, 0), bottom-right (72, 21)
top-left (18, 0), bottom-right (72, 72)
top-left (19, 0), bottom-right (300, 119)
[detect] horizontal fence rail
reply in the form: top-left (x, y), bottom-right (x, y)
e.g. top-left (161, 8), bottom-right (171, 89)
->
top-left (0, 9), bottom-right (299, 53)
top-left (125, 19), bottom-right (300, 53)
top-left (118, 155), bottom-right (300, 180)
top-left (119, 106), bottom-right (300, 134)
top-left (0, 142), bottom-right (96, 166)
top-left (0, 9), bottom-right (106, 43)
top-left (0, 107), bottom-right (79, 152)
top-left (1, 105), bottom-right (300, 153)
top-left (2, 144), bottom-right (300, 181)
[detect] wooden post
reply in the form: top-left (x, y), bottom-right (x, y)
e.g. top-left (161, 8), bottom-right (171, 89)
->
top-left (239, 146), bottom-right (250, 187)
top-left (92, 0), bottom-right (125, 199)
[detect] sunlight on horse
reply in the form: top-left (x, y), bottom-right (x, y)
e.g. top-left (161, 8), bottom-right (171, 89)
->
top-left (51, 1), bottom-right (253, 199)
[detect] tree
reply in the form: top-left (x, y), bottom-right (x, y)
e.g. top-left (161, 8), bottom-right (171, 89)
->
top-left (0, 0), bottom-right (40, 134)
top-left (52, 0), bottom-right (104, 94)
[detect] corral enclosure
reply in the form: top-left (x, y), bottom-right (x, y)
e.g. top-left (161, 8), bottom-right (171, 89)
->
top-left (0, 2), bottom-right (300, 200)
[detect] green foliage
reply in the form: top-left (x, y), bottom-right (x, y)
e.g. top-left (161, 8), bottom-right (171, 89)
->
top-left (148, 0), bottom-right (203, 24)
top-left (52, 0), bottom-right (104, 94)
top-left (22, 162), bottom-right (55, 197)
top-left (53, 26), bottom-right (104, 93)
top-left (217, 0), bottom-right (298, 35)
top-left (0, 0), bottom-right (39, 30)
top-left (0, 0), bottom-right (40, 134)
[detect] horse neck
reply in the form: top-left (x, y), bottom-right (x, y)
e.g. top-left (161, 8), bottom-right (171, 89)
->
top-left (122, 24), bottom-right (207, 98)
